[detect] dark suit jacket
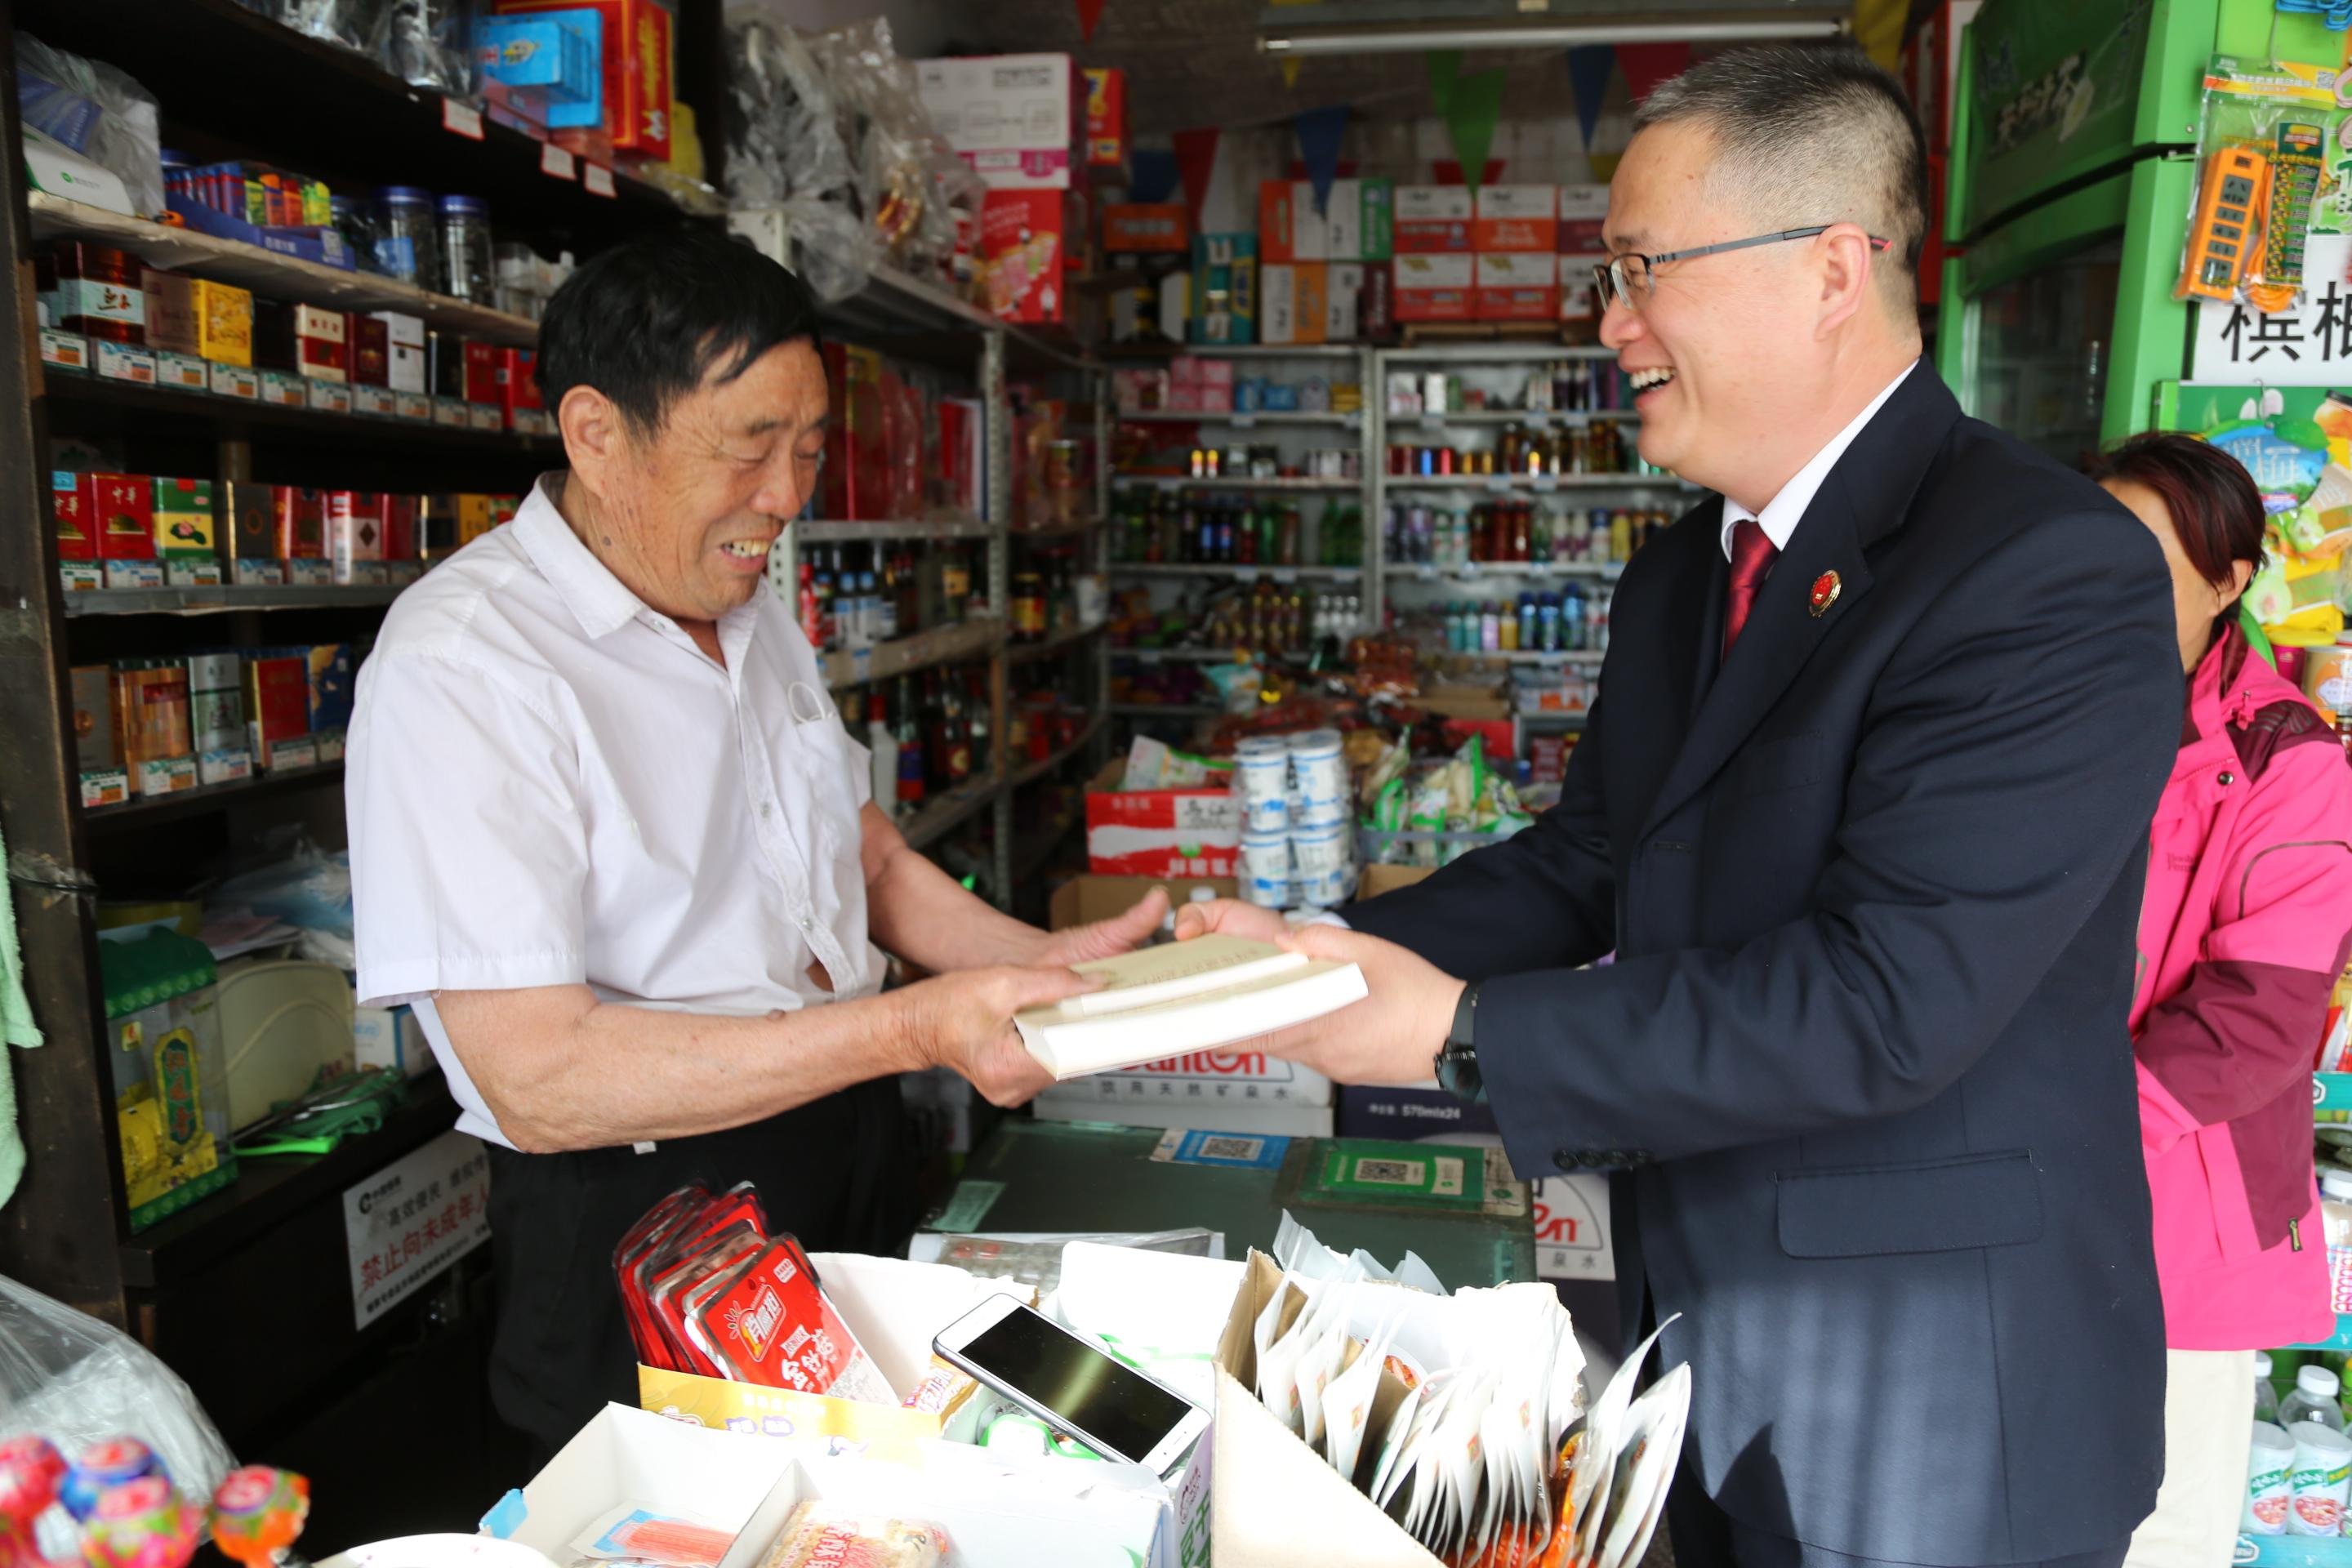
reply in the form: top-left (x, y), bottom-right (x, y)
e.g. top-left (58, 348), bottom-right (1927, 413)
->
top-left (1346, 365), bottom-right (2181, 1566)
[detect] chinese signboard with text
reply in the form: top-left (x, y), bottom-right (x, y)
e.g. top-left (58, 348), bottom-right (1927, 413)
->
top-left (342, 1130), bottom-right (491, 1329)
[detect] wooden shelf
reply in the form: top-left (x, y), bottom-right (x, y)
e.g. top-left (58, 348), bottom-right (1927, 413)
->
top-left (43, 369), bottom-right (559, 455)
top-left (82, 760), bottom-right (345, 831)
top-left (901, 773), bottom-right (1002, 850)
top-left (1010, 715), bottom-right (1109, 790)
top-left (821, 619), bottom-right (1004, 692)
top-left (1007, 623), bottom-right (1107, 666)
top-left (29, 194), bottom-right (541, 347)
top-left (61, 584), bottom-right (406, 617)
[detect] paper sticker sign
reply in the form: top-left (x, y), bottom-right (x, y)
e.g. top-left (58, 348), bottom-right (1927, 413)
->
top-left (343, 1130), bottom-right (492, 1328)
top-left (2193, 235), bottom-right (2352, 382)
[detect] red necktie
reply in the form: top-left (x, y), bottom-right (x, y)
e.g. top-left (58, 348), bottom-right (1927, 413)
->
top-left (1722, 516), bottom-right (1779, 661)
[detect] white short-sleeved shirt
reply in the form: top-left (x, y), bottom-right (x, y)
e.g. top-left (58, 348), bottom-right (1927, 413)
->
top-left (350, 474), bottom-right (879, 1148)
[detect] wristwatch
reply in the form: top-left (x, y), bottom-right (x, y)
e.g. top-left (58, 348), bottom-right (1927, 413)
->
top-left (1434, 982), bottom-right (1486, 1105)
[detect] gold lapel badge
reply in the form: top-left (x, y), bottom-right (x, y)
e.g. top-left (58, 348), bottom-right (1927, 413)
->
top-left (1809, 571), bottom-right (1842, 617)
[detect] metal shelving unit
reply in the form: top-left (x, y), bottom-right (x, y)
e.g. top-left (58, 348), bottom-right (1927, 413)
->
top-left (1110, 563), bottom-right (1365, 582)
top-left (795, 518), bottom-right (993, 544)
top-left (61, 584), bottom-right (409, 617)
top-left (1111, 474), bottom-right (1361, 492)
top-left (1007, 621), bottom-right (1107, 666)
top-left (819, 620), bottom-right (1006, 694)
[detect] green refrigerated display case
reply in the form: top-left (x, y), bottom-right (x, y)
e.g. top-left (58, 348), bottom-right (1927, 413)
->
top-left (1937, 0), bottom-right (2349, 448)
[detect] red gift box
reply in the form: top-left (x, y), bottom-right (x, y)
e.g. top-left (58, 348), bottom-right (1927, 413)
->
top-left (272, 487), bottom-right (326, 560)
top-left (379, 494), bottom-right (419, 562)
top-left (464, 341), bottom-right (501, 406)
top-left (54, 471), bottom-right (96, 561)
top-left (91, 474), bottom-right (154, 560)
top-left (497, 348), bottom-right (542, 425)
top-left (492, 0), bottom-right (671, 161)
top-left (979, 188), bottom-right (1066, 324)
top-left (820, 343), bottom-right (887, 520)
top-left (347, 313), bottom-right (390, 387)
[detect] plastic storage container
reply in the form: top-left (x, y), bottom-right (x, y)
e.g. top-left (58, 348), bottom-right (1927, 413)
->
top-left (436, 194), bottom-right (492, 305)
top-left (2283, 1365), bottom-right (2348, 1432)
top-left (2325, 1170), bottom-right (2352, 1314)
top-left (373, 186), bottom-right (441, 292)
top-left (2261, 1351), bottom-right (2283, 1426)
top-left (99, 929), bottom-right (236, 1231)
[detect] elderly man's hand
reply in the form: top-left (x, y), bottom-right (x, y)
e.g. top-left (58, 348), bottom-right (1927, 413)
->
top-left (1230, 922), bottom-right (1468, 1087)
top-left (907, 963), bottom-right (1097, 1107)
top-left (1172, 896), bottom-right (1294, 947)
top-left (1032, 886), bottom-right (1170, 969)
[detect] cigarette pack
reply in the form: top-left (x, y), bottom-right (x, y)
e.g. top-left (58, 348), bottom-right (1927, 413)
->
top-left (243, 654), bottom-right (311, 769)
top-left (464, 340), bottom-right (500, 406)
top-left (348, 313), bottom-right (390, 387)
top-left (151, 477), bottom-right (216, 559)
top-left (308, 644), bottom-right (356, 733)
top-left (91, 474), bottom-right (154, 560)
top-left (273, 487), bottom-right (327, 561)
top-left (53, 470), bottom-right (94, 561)
top-left (111, 660), bottom-right (194, 776)
top-left (142, 271), bottom-right (253, 366)
top-left (185, 652), bottom-right (245, 754)
top-left (70, 665), bottom-right (118, 771)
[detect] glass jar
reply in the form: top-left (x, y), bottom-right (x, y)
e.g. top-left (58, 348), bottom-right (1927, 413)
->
top-left (52, 242), bottom-right (145, 344)
top-left (330, 196), bottom-right (379, 276)
top-left (438, 195), bottom-right (493, 304)
top-left (374, 187), bottom-right (442, 292)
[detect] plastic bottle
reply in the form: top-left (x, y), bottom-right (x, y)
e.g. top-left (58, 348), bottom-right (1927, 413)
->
top-left (2283, 1365), bottom-right (2348, 1432)
top-left (2261, 1352), bottom-right (2283, 1426)
top-left (2324, 1170), bottom-right (2352, 1313)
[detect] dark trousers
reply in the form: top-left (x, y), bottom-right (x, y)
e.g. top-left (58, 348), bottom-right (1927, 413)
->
top-left (484, 1076), bottom-right (912, 1460)
top-left (1665, 1473), bottom-right (2130, 1568)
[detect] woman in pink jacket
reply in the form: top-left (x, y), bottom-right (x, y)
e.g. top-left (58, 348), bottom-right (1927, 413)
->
top-left (2091, 432), bottom-right (2352, 1567)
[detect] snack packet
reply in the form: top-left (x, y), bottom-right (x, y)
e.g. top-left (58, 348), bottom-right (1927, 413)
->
top-left (755, 1500), bottom-right (947, 1568)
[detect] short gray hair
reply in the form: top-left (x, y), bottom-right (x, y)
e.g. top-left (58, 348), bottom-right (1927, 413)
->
top-left (1633, 43), bottom-right (1931, 301)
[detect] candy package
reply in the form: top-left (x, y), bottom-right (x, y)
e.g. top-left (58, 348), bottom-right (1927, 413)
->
top-left (752, 1500), bottom-right (947, 1568)
top-left (2174, 57), bottom-right (2335, 315)
top-left (571, 1505), bottom-right (736, 1568)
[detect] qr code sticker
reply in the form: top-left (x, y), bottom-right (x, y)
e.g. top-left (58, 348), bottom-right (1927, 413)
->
top-left (1352, 1158), bottom-right (1425, 1186)
top-left (1199, 1136), bottom-right (1263, 1162)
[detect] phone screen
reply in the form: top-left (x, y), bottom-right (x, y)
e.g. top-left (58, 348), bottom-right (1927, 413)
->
top-left (958, 1307), bottom-right (1196, 1463)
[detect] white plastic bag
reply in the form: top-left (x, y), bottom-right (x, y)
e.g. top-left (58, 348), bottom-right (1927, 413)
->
top-left (0, 1274), bottom-right (234, 1557)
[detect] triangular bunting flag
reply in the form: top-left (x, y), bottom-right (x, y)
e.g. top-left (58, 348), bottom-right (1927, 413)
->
top-left (1281, 56), bottom-right (1301, 89)
top-left (1445, 68), bottom-right (1506, 198)
top-left (1076, 0), bottom-right (1106, 41)
top-left (1295, 105), bottom-right (1348, 213)
top-left (1173, 127), bottom-right (1221, 231)
top-left (1566, 45), bottom-right (1613, 151)
top-left (1426, 48), bottom-right (1462, 115)
top-left (1616, 41), bottom-right (1691, 104)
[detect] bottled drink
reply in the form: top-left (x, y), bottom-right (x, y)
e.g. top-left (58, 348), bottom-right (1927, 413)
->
top-left (812, 550), bottom-right (836, 651)
top-left (894, 676), bottom-right (926, 808)
top-left (868, 684), bottom-right (898, 814)
top-left (2281, 1365), bottom-right (2347, 1432)
top-left (875, 555), bottom-right (899, 642)
top-left (2258, 1352), bottom-right (2282, 1427)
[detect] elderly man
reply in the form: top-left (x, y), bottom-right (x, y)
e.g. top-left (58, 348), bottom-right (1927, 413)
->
top-left (349, 230), bottom-right (1160, 1456)
top-left (1189, 45), bottom-right (2178, 1568)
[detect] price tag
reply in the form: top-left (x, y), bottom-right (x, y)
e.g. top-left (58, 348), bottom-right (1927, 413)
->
top-left (1417, 566), bottom-right (1438, 581)
top-left (540, 143), bottom-right (577, 180)
top-left (852, 647), bottom-right (873, 683)
top-left (583, 162), bottom-right (617, 198)
top-left (261, 371), bottom-right (306, 407)
top-left (1231, 413), bottom-right (1257, 429)
top-left (38, 330), bottom-right (88, 372)
top-left (1534, 476), bottom-right (1560, 493)
top-left (1267, 568), bottom-right (1298, 584)
top-left (158, 352), bottom-right (209, 391)
top-left (166, 561), bottom-right (225, 587)
top-left (394, 391), bottom-right (433, 421)
top-left (308, 381), bottom-right (354, 415)
top-left (1486, 474), bottom-right (1510, 490)
top-left (468, 403), bottom-right (506, 433)
top-left (59, 563), bottom-right (101, 593)
top-left (354, 386), bottom-right (399, 418)
top-left (442, 98), bottom-right (485, 140)
top-left (95, 341), bottom-right (155, 385)
top-left (433, 398), bottom-right (470, 429)
top-left (211, 364), bottom-right (260, 399)
top-left (1342, 411), bottom-right (1363, 428)
top-left (104, 559), bottom-right (163, 590)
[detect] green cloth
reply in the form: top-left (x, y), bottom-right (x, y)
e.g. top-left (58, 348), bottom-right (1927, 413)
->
top-left (0, 813), bottom-right (42, 1210)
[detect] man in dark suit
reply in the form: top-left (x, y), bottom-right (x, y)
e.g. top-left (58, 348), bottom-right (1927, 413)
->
top-left (1184, 43), bottom-right (2180, 1568)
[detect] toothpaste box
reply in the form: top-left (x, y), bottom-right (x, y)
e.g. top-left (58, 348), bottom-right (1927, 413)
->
top-left (1396, 185), bottom-right (1474, 254)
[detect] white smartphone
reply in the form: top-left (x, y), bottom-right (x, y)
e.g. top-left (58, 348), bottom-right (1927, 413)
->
top-left (932, 1295), bottom-right (1212, 1475)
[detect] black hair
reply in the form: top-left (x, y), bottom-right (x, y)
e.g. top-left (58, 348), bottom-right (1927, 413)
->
top-left (537, 229), bottom-right (825, 435)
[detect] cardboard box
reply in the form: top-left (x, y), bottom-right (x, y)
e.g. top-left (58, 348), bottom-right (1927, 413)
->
top-left (1326, 262), bottom-right (1365, 342)
top-left (1356, 863), bottom-right (1435, 900)
top-left (1213, 1252), bottom-right (1440, 1566)
top-left (185, 651), bottom-right (243, 754)
top-left (497, 348), bottom-right (544, 427)
top-left (464, 340), bottom-right (501, 406)
top-left (352, 1000), bottom-right (430, 1078)
top-left (272, 486), bottom-right (326, 562)
top-left (1083, 65), bottom-right (1128, 169)
top-left (292, 303), bottom-right (346, 383)
top-left (91, 474), bottom-right (154, 560)
top-left (220, 481), bottom-right (275, 567)
top-left (346, 313), bottom-right (390, 387)
top-left (1392, 252), bottom-right (1474, 323)
top-left (1473, 185), bottom-right (1557, 252)
top-left (141, 271), bottom-right (252, 365)
top-left (1557, 184), bottom-right (1608, 254)
top-left (52, 470), bottom-right (93, 561)
top-left (70, 665), bottom-right (117, 770)
top-left (374, 311), bottom-right (427, 394)
top-left (1258, 263), bottom-right (1330, 347)
top-left (1394, 185), bottom-right (1473, 254)
top-left (244, 654), bottom-right (310, 768)
top-left (978, 187), bottom-right (1066, 324)
top-left (1258, 180), bottom-right (1327, 265)
top-left (1106, 203), bottom-right (1187, 254)
top-left (1474, 253), bottom-right (1559, 321)
top-left (1190, 234), bottom-right (1256, 346)
top-left (1048, 873), bottom-right (1237, 931)
top-left (918, 53), bottom-right (1076, 189)
top-left (150, 476), bottom-right (215, 560)
top-left (379, 494), bottom-right (420, 563)
top-left (1085, 760), bottom-right (1241, 877)
top-left (494, 0), bottom-right (671, 159)
top-left (457, 493), bottom-right (496, 546)
top-left (308, 644), bottom-right (356, 733)
top-left (327, 492), bottom-right (384, 582)
top-left (1323, 178), bottom-right (1394, 262)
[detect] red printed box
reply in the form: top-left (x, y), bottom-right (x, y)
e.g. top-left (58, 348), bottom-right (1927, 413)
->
top-left (294, 304), bottom-right (346, 383)
top-left (53, 470), bottom-right (95, 561)
top-left (91, 474), bottom-right (154, 560)
top-left (497, 348), bottom-right (543, 425)
top-left (1083, 65), bottom-right (1128, 170)
top-left (1084, 761), bottom-right (1241, 878)
top-left (1395, 185), bottom-right (1473, 254)
top-left (1474, 185), bottom-right (1557, 253)
top-left (328, 491), bottom-right (385, 580)
top-left (1557, 184), bottom-right (1609, 255)
top-left (979, 187), bottom-right (1066, 323)
top-left (1395, 252), bottom-right (1476, 323)
top-left (380, 494), bottom-right (419, 562)
top-left (463, 341), bottom-right (501, 406)
top-left (272, 486), bottom-right (327, 561)
top-left (1475, 253), bottom-right (1559, 322)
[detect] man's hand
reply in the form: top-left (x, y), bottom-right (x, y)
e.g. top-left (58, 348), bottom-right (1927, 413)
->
top-left (1033, 887), bottom-right (1171, 968)
top-left (1237, 922), bottom-right (1467, 1086)
top-left (905, 963), bottom-right (1098, 1107)
top-left (1172, 896), bottom-right (1293, 946)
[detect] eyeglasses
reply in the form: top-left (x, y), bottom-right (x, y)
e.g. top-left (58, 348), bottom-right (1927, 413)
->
top-left (1593, 225), bottom-right (1894, 311)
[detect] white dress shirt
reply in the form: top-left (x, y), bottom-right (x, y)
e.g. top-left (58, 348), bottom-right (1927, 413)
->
top-left (1718, 359), bottom-right (1918, 560)
top-left (350, 474), bottom-right (879, 1149)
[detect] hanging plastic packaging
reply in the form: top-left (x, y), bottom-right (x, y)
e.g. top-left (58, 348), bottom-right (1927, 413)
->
top-left (381, 0), bottom-right (479, 96)
top-left (2175, 57), bottom-right (2335, 315)
top-left (0, 1275), bottom-right (235, 1561)
top-left (14, 34), bottom-right (163, 218)
top-left (722, 21), bottom-right (872, 302)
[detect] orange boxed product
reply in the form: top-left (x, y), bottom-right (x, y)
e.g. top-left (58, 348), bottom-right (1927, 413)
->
top-left (979, 187), bottom-right (1065, 324)
top-left (1474, 253), bottom-right (1559, 321)
top-left (1395, 185), bottom-right (1474, 254)
top-left (493, 0), bottom-right (671, 159)
top-left (1395, 252), bottom-right (1475, 323)
top-left (1083, 65), bottom-right (1127, 170)
top-left (1473, 185), bottom-right (1557, 252)
top-left (1104, 203), bottom-right (1187, 254)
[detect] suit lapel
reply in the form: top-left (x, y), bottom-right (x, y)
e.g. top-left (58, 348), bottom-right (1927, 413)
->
top-left (1637, 363), bottom-right (1962, 839)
